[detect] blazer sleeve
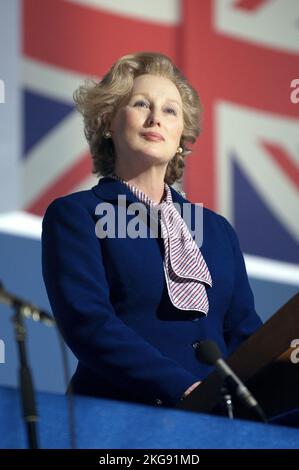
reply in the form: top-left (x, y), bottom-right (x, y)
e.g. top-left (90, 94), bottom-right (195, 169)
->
top-left (41, 197), bottom-right (198, 406)
top-left (218, 215), bottom-right (263, 355)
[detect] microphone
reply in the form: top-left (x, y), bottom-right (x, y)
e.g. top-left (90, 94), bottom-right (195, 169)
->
top-left (0, 281), bottom-right (55, 327)
top-left (196, 340), bottom-right (267, 423)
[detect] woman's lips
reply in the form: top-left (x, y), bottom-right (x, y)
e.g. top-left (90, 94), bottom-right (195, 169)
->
top-left (140, 132), bottom-right (164, 141)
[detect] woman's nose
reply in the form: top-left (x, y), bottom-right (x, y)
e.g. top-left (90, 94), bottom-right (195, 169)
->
top-left (146, 109), bottom-right (161, 127)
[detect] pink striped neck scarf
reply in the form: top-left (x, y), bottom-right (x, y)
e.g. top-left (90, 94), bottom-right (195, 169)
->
top-left (110, 175), bottom-right (212, 315)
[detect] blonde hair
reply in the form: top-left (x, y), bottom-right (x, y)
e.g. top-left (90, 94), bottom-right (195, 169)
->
top-left (73, 52), bottom-right (201, 185)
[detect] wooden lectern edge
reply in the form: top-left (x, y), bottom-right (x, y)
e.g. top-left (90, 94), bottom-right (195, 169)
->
top-left (178, 292), bottom-right (299, 413)
top-left (227, 292), bottom-right (299, 380)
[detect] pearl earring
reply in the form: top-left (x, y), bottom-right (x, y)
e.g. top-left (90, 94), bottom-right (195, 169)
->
top-left (103, 130), bottom-right (112, 139)
top-left (176, 146), bottom-right (183, 154)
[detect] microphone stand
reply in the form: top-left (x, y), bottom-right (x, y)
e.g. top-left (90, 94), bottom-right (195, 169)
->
top-left (12, 300), bottom-right (39, 449)
top-left (194, 340), bottom-right (267, 423)
top-left (220, 381), bottom-right (234, 420)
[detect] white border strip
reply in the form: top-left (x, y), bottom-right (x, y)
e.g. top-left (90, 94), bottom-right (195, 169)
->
top-left (245, 254), bottom-right (299, 287)
top-left (0, 211), bottom-right (298, 286)
top-left (0, 211), bottom-right (42, 240)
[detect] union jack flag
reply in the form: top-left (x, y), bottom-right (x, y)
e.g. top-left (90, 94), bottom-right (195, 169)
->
top-left (22, 0), bottom-right (299, 264)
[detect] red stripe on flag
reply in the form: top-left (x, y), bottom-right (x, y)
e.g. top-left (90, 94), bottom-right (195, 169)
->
top-left (23, 0), bottom-right (179, 77)
top-left (261, 141), bottom-right (299, 189)
top-left (182, 0), bottom-right (299, 209)
top-left (26, 152), bottom-right (93, 216)
top-left (233, 0), bottom-right (270, 11)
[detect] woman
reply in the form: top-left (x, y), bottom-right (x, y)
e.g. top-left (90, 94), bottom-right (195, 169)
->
top-left (42, 52), bottom-right (262, 408)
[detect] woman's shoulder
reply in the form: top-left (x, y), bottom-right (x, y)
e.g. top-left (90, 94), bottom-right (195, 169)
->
top-left (44, 187), bottom-right (100, 218)
top-left (41, 188), bottom-right (103, 243)
top-left (201, 207), bottom-right (242, 252)
top-left (202, 206), bottom-right (232, 229)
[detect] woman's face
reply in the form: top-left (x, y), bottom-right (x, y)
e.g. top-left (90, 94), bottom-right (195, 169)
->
top-left (110, 74), bottom-right (184, 168)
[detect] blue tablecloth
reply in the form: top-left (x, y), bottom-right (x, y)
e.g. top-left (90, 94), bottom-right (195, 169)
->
top-left (1, 386), bottom-right (299, 449)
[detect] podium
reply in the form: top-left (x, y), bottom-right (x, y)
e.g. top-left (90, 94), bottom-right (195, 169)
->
top-left (178, 293), bottom-right (299, 422)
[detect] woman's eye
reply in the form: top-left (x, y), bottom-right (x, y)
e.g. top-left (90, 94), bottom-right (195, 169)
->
top-left (165, 107), bottom-right (177, 115)
top-left (134, 100), bottom-right (148, 108)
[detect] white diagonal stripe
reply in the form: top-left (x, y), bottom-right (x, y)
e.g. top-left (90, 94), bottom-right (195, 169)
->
top-left (66, 0), bottom-right (180, 24)
top-left (215, 0), bottom-right (299, 53)
top-left (22, 112), bottom-right (88, 207)
top-left (22, 57), bottom-right (98, 103)
top-left (216, 101), bottom-right (299, 242)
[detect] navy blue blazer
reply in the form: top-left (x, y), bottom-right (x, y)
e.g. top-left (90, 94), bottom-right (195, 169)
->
top-left (42, 176), bottom-right (262, 407)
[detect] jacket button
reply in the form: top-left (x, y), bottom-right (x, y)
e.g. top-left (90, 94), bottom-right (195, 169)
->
top-left (155, 399), bottom-right (163, 406)
top-left (192, 341), bottom-right (200, 350)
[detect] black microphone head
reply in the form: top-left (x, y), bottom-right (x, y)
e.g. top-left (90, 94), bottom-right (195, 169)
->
top-left (196, 340), bottom-right (222, 365)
